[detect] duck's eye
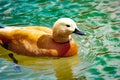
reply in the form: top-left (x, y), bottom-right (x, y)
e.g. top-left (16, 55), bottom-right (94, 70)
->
top-left (66, 25), bottom-right (70, 27)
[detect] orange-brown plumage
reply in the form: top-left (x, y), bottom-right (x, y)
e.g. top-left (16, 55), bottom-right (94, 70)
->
top-left (0, 18), bottom-right (85, 57)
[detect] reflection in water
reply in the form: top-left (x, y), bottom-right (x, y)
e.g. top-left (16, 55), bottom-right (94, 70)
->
top-left (52, 57), bottom-right (76, 80)
top-left (8, 53), bottom-right (21, 72)
top-left (52, 55), bottom-right (81, 80)
top-left (0, 46), bottom-right (90, 80)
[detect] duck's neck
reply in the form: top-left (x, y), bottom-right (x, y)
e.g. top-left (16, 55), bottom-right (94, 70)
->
top-left (53, 33), bottom-right (71, 43)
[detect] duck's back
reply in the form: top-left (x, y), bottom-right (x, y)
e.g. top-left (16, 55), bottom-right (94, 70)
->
top-left (0, 26), bottom-right (52, 54)
top-left (0, 26), bottom-right (52, 41)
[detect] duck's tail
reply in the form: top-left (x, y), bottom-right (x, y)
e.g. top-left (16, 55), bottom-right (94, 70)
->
top-left (0, 26), bottom-right (11, 47)
top-left (0, 26), bottom-right (4, 44)
top-left (0, 26), bottom-right (4, 28)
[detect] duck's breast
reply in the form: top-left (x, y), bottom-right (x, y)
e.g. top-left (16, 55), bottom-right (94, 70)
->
top-left (37, 35), bottom-right (78, 57)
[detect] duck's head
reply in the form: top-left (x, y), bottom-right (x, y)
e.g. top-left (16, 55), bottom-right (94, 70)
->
top-left (53, 18), bottom-right (85, 43)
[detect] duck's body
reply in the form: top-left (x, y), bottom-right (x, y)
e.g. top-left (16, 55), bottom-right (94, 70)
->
top-left (0, 18), bottom-right (85, 57)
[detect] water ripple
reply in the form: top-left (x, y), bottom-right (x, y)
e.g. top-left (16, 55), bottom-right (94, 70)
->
top-left (0, 0), bottom-right (120, 80)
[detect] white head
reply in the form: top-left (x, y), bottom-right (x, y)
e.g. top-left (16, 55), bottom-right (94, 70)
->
top-left (52, 18), bottom-right (85, 43)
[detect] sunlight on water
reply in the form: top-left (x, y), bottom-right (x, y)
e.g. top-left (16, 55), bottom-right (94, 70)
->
top-left (0, 0), bottom-right (120, 80)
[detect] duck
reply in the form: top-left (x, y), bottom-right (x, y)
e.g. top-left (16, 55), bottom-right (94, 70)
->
top-left (0, 18), bottom-right (85, 57)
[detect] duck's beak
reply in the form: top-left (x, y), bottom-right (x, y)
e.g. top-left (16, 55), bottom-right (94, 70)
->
top-left (73, 28), bottom-right (86, 36)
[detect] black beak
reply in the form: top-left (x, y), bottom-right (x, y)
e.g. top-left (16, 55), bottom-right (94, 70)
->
top-left (73, 28), bottom-right (86, 36)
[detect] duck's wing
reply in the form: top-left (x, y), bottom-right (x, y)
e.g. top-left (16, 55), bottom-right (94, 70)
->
top-left (0, 26), bottom-right (52, 45)
top-left (25, 26), bottom-right (52, 34)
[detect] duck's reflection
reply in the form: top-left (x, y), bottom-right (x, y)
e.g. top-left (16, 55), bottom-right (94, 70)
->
top-left (51, 55), bottom-right (79, 80)
top-left (0, 46), bottom-right (82, 80)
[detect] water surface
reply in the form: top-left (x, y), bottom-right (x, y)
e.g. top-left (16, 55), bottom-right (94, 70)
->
top-left (0, 0), bottom-right (120, 80)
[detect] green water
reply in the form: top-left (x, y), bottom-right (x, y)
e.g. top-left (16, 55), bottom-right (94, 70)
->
top-left (0, 0), bottom-right (120, 80)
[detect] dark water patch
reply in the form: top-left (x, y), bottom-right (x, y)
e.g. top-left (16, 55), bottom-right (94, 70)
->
top-left (111, 26), bottom-right (120, 30)
top-left (103, 66), bottom-right (117, 71)
top-left (94, 77), bottom-right (105, 80)
top-left (88, 68), bottom-right (101, 75)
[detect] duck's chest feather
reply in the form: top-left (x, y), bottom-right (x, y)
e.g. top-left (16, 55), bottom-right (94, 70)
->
top-left (8, 33), bottom-right (78, 57)
top-left (37, 35), bottom-right (74, 56)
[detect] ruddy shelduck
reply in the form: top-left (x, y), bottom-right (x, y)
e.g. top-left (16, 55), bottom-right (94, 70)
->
top-left (0, 18), bottom-right (85, 57)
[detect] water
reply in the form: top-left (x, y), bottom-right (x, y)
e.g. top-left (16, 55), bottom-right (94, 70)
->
top-left (0, 0), bottom-right (120, 80)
